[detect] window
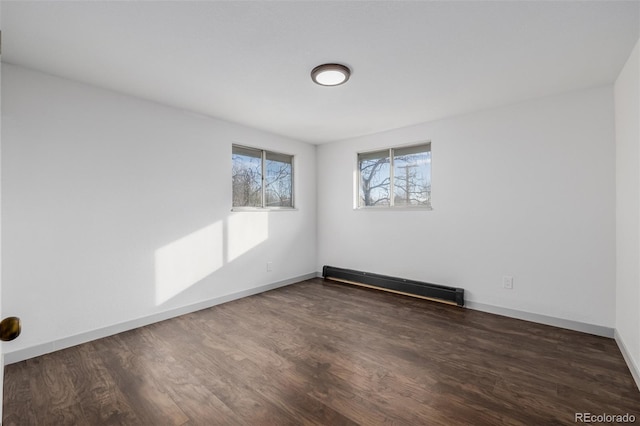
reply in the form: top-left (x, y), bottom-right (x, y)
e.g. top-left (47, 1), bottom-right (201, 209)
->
top-left (358, 142), bottom-right (431, 208)
top-left (232, 145), bottom-right (293, 209)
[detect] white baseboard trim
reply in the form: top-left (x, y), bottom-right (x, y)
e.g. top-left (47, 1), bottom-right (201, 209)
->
top-left (463, 301), bottom-right (614, 338)
top-left (614, 330), bottom-right (640, 392)
top-left (3, 273), bottom-right (317, 365)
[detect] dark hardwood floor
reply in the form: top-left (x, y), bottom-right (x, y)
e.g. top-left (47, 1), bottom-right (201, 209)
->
top-left (3, 278), bottom-right (639, 425)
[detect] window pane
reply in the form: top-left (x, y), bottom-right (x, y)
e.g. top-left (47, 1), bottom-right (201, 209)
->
top-left (265, 151), bottom-right (293, 207)
top-left (393, 146), bottom-right (431, 207)
top-left (232, 146), bottom-right (262, 207)
top-left (394, 143), bottom-right (430, 157)
top-left (358, 150), bottom-right (390, 207)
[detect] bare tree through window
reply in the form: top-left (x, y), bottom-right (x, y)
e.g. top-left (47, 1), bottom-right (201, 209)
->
top-left (359, 150), bottom-right (390, 206)
top-left (265, 152), bottom-right (293, 207)
top-left (232, 147), bottom-right (262, 207)
top-left (232, 145), bottom-right (293, 209)
top-left (358, 143), bottom-right (431, 208)
top-left (393, 146), bottom-right (431, 207)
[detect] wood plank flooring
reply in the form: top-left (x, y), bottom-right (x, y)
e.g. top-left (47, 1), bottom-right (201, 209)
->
top-left (4, 278), bottom-right (639, 425)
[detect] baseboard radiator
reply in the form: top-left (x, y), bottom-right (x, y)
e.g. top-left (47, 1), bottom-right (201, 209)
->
top-left (322, 265), bottom-right (464, 307)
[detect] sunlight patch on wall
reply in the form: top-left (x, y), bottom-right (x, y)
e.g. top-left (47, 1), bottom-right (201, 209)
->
top-left (227, 212), bottom-right (268, 263)
top-left (155, 221), bottom-right (223, 305)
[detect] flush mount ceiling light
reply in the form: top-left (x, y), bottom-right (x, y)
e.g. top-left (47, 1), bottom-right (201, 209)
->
top-left (311, 63), bottom-right (351, 86)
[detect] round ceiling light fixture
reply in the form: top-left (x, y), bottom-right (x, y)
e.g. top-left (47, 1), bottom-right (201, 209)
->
top-left (311, 63), bottom-right (351, 86)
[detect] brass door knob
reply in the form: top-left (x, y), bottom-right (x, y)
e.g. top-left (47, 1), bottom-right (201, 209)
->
top-left (0, 317), bottom-right (21, 341)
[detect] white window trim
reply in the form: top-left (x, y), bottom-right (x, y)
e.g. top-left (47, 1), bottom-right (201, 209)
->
top-left (232, 144), bottom-right (296, 212)
top-left (355, 141), bottom-right (432, 211)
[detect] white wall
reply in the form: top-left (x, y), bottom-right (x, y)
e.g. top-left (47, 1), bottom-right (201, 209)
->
top-left (318, 87), bottom-right (616, 329)
top-left (1, 64), bottom-right (317, 360)
top-left (615, 38), bottom-right (640, 388)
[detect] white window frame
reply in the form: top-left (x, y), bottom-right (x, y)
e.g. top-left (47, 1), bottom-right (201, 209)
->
top-left (232, 144), bottom-right (295, 211)
top-left (356, 141), bottom-right (432, 210)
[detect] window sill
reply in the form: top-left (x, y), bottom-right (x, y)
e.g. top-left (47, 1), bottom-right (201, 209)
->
top-left (354, 206), bottom-right (433, 211)
top-left (231, 207), bottom-right (297, 212)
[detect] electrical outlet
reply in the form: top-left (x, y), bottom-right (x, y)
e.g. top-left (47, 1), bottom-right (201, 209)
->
top-left (503, 275), bottom-right (514, 289)
top-left (267, 262), bottom-right (273, 272)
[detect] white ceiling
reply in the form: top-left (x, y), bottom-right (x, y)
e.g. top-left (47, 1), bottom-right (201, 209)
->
top-left (2, 1), bottom-right (639, 144)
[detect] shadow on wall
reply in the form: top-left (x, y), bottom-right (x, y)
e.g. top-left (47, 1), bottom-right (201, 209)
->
top-left (154, 212), bottom-right (269, 305)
